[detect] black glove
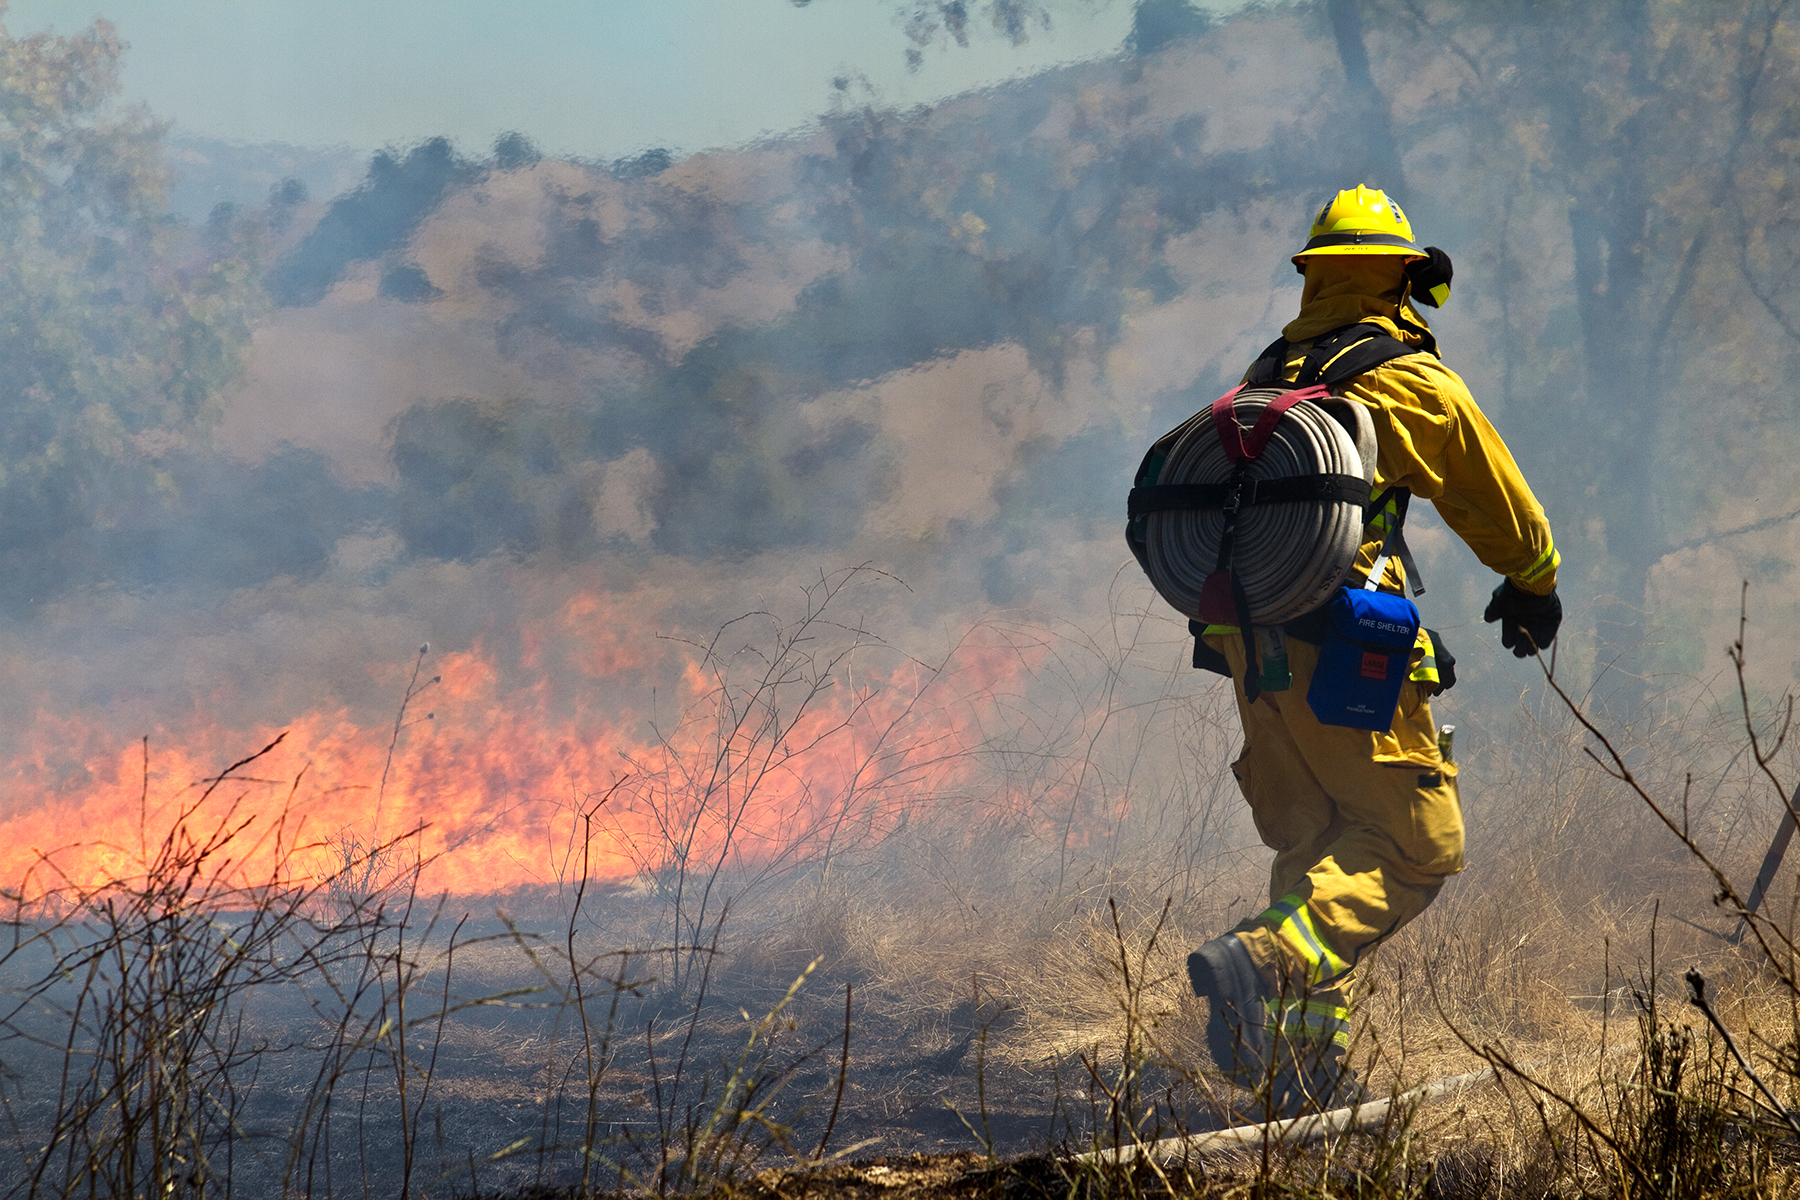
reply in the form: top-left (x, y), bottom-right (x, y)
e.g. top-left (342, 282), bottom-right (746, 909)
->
top-left (1405, 246), bottom-right (1454, 308)
top-left (1483, 580), bottom-right (1562, 658)
top-left (1424, 628), bottom-right (1456, 695)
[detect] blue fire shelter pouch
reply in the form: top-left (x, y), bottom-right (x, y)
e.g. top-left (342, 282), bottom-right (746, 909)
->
top-left (1306, 587), bottom-right (1420, 731)
top-left (1305, 485), bottom-right (1425, 732)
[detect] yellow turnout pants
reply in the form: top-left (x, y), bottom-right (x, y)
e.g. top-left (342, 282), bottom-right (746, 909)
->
top-left (1208, 631), bottom-right (1464, 1050)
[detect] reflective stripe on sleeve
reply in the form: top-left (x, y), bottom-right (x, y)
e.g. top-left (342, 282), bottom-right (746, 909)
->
top-left (1409, 628), bottom-right (1439, 684)
top-left (1516, 540), bottom-right (1559, 587)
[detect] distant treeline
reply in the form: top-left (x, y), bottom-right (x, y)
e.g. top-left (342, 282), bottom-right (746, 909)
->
top-left (2, 0), bottom-right (1796, 692)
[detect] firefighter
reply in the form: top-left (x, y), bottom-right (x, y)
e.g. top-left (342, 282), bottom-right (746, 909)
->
top-left (1186, 186), bottom-right (1562, 1116)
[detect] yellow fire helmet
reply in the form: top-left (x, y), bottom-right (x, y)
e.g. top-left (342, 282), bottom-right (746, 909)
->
top-left (1292, 185), bottom-right (1425, 264)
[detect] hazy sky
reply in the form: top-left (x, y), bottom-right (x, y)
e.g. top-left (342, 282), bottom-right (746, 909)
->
top-left (2, 0), bottom-right (1234, 159)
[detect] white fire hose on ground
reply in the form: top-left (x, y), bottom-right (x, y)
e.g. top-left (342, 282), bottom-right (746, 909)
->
top-left (1077, 1037), bottom-right (1651, 1166)
top-left (1079, 1066), bottom-right (1496, 1164)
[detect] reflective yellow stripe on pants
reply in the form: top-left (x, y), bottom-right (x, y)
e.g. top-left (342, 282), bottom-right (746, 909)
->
top-left (1247, 894), bottom-right (1354, 1050)
top-left (1264, 995), bottom-right (1352, 1050)
top-left (1257, 892), bottom-right (1350, 985)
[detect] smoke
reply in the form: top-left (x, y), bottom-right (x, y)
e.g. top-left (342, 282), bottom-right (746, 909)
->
top-left (2, 1), bottom-right (1799, 899)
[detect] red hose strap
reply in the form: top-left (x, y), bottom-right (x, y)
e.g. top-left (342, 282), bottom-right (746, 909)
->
top-left (1210, 383), bottom-right (1331, 462)
top-left (1208, 385), bottom-right (1252, 460)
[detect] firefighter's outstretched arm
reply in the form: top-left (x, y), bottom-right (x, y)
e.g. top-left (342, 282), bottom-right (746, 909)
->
top-left (1345, 355), bottom-right (1562, 655)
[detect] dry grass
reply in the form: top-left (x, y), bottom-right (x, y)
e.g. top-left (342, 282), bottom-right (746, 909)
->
top-left (2, 587), bottom-right (1798, 1197)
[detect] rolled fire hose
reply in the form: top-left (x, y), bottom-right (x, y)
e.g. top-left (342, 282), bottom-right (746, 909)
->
top-left (1137, 390), bottom-right (1376, 627)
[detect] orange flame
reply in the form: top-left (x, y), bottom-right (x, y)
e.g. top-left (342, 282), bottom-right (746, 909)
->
top-left (0, 582), bottom-right (1070, 902)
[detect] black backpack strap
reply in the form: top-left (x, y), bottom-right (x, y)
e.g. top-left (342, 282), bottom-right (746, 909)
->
top-left (1365, 485), bottom-right (1426, 597)
top-left (1300, 325), bottom-right (1432, 597)
top-left (1128, 474), bottom-right (1372, 516)
top-left (1296, 323), bottom-right (1421, 388)
top-left (1188, 619), bottom-right (1231, 676)
top-left (1246, 322), bottom-right (1429, 391)
top-left (1244, 336), bottom-right (1292, 387)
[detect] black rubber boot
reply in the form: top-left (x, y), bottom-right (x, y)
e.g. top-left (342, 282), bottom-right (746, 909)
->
top-left (1187, 934), bottom-right (1271, 1087)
